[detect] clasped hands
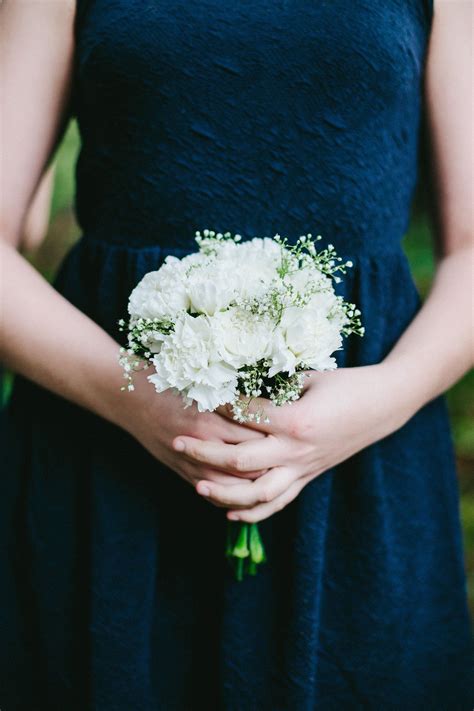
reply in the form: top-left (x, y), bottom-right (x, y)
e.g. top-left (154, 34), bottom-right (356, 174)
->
top-left (171, 364), bottom-right (406, 523)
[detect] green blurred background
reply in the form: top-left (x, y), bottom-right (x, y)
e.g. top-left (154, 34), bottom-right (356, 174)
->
top-left (4, 121), bottom-right (474, 610)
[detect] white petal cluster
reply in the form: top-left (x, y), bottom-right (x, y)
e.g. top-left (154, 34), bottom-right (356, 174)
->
top-left (121, 230), bottom-right (364, 416)
top-left (128, 257), bottom-right (190, 320)
top-left (148, 313), bottom-right (238, 412)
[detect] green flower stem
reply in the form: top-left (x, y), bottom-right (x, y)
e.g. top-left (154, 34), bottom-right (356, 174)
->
top-left (232, 523), bottom-right (250, 559)
top-left (226, 521), bottom-right (267, 580)
top-left (249, 523), bottom-right (266, 564)
top-left (247, 559), bottom-right (258, 576)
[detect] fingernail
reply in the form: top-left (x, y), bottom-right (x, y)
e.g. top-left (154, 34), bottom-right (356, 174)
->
top-left (197, 484), bottom-right (211, 496)
top-left (227, 512), bottom-right (239, 521)
top-left (174, 439), bottom-right (185, 452)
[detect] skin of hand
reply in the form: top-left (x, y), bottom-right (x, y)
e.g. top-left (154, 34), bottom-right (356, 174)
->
top-left (171, 364), bottom-right (411, 522)
top-left (172, 0), bottom-right (474, 522)
top-left (119, 367), bottom-right (267, 492)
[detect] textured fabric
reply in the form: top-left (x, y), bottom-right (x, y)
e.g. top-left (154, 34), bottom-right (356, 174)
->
top-left (1, 1), bottom-right (473, 709)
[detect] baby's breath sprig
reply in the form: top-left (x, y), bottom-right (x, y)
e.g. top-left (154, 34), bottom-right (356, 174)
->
top-left (267, 370), bottom-right (307, 407)
top-left (232, 361), bottom-right (311, 423)
top-left (339, 300), bottom-right (365, 337)
top-left (117, 347), bottom-right (147, 392)
top-left (233, 363), bottom-right (271, 424)
top-left (122, 317), bottom-right (174, 355)
top-left (231, 397), bottom-right (271, 426)
top-left (194, 229), bottom-right (242, 255)
top-left (117, 316), bottom-right (174, 391)
top-left (274, 232), bottom-right (355, 286)
top-left (235, 286), bottom-right (288, 325)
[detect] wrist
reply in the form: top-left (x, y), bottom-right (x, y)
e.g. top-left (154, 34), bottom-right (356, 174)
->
top-left (83, 341), bottom-right (138, 432)
top-left (100, 362), bottom-right (155, 435)
top-left (375, 359), bottom-right (420, 432)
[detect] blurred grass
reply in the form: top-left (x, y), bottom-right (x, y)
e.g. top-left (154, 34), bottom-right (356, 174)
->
top-left (50, 121), bottom-right (81, 217)
top-left (6, 120), bottom-right (474, 607)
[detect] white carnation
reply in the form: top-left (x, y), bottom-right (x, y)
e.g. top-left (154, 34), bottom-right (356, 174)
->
top-left (148, 312), bottom-right (238, 412)
top-left (186, 262), bottom-right (240, 315)
top-left (128, 257), bottom-right (189, 320)
top-left (212, 307), bottom-right (273, 369)
top-left (209, 237), bottom-right (282, 301)
top-left (276, 301), bottom-right (344, 372)
top-left (267, 329), bottom-right (299, 377)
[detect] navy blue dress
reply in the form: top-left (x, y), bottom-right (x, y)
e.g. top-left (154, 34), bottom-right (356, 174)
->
top-left (1, 1), bottom-right (473, 708)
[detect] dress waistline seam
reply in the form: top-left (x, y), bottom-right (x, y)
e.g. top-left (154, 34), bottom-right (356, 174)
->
top-left (76, 234), bottom-right (408, 260)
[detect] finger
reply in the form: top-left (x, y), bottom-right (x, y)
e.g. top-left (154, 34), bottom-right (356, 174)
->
top-left (226, 479), bottom-right (304, 523)
top-left (192, 412), bottom-right (264, 444)
top-left (195, 467), bottom-right (294, 508)
top-left (216, 396), bottom-right (295, 435)
top-left (194, 468), bottom-right (265, 487)
top-left (190, 467), bottom-right (255, 509)
top-left (176, 459), bottom-right (250, 488)
top-left (177, 463), bottom-right (255, 508)
top-left (215, 417), bottom-right (266, 443)
top-left (172, 435), bottom-right (285, 473)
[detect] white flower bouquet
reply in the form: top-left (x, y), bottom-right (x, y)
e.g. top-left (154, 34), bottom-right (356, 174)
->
top-left (119, 230), bottom-right (364, 579)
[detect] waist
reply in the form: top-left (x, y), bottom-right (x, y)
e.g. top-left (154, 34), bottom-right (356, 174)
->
top-left (78, 225), bottom-right (407, 261)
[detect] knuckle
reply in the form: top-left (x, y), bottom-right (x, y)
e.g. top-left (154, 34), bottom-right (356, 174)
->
top-left (287, 419), bottom-right (302, 438)
top-left (189, 418), bottom-right (204, 434)
top-left (194, 446), bottom-right (210, 463)
top-left (285, 411), bottom-right (311, 439)
top-left (190, 448), bottom-right (204, 463)
top-left (259, 487), bottom-right (273, 504)
top-left (194, 416), bottom-right (214, 437)
top-left (186, 447), bottom-right (196, 461)
top-left (231, 454), bottom-right (249, 472)
top-left (183, 440), bottom-right (197, 456)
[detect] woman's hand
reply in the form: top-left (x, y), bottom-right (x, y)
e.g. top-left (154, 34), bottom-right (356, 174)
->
top-left (171, 363), bottom-right (413, 522)
top-left (117, 367), bottom-right (267, 495)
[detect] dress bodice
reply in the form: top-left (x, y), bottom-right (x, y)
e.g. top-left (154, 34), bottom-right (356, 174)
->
top-left (71, 0), bottom-right (433, 255)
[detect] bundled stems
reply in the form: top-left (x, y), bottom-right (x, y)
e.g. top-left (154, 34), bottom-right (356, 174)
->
top-left (226, 521), bottom-right (267, 581)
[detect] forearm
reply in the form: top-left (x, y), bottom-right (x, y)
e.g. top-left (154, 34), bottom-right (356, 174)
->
top-left (381, 244), bottom-right (473, 422)
top-left (0, 242), bottom-right (125, 426)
